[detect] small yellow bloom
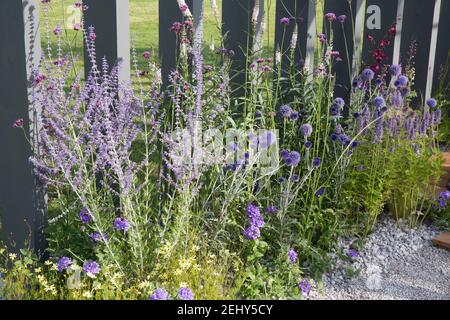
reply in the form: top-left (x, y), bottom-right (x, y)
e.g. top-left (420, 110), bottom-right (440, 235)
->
top-left (44, 260), bottom-right (53, 266)
top-left (8, 253), bottom-right (17, 261)
top-left (34, 267), bottom-right (42, 273)
top-left (82, 291), bottom-right (93, 299)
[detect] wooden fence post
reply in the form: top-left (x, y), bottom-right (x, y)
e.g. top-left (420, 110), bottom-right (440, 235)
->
top-left (323, 0), bottom-right (364, 101)
top-left (83, 0), bottom-right (131, 82)
top-left (0, 0), bottom-right (47, 257)
top-left (362, 0), bottom-right (398, 70)
top-left (274, 0), bottom-right (315, 83)
top-left (399, 0), bottom-right (435, 103)
top-left (222, 0), bottom-right (256, 94)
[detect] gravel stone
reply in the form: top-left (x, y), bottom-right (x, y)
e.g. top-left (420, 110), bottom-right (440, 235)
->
top-left (310, 215), bottom-right (450, 300)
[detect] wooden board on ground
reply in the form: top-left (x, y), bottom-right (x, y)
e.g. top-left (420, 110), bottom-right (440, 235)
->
top-left (432, 233), bottom-right (450, 251)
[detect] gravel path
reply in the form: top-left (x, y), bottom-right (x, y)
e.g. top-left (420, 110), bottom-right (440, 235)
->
top-left (310, 216), bottom-right (450, 300)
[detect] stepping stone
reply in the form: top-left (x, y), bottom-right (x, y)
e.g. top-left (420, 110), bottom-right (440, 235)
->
top-left (432, 233), bottom-right (450, 251)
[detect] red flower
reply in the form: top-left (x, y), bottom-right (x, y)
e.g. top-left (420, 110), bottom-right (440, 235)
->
top-left (388, 23), bottom-right (397, 37)
top-left (13, 118), bottom-right (24, 128)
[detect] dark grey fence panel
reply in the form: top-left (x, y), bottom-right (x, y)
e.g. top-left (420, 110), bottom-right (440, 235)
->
top-left (433, 0), bottom-right (450, 96)
top-left (0, 0), bottom-right (46, 257)
top-left (399, 0), bottom-right (435, 102)
top-left (274, 0), bottom-right (313, 79)
top-left (159, 0), bottom-right (194, 87)
top-left (222, 0), bottom-right (256, 94)
top-left (83, 0), bottom-right (130, 82)
top-left (323, 0), bottom-right (363, 101)
top-left (362, 0), bottom-right (398, 69)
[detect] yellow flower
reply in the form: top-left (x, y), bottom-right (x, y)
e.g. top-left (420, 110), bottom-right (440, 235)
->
top-left (8, 253), bottom-right (17, 261)
top-left (82, 291), bottom-right (93, 299)
top-left (138, 280), bottom-right (150, 289)
top-left (44, 260), bottom-right (53, 266)
top-left (34, 267), bottom-right (42, 274)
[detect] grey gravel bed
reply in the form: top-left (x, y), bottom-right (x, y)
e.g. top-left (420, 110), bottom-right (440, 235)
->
top-left (310, 216), bottom-right (450, 300)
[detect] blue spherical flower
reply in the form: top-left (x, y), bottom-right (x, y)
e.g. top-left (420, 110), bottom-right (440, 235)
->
top-left (83, 260), bottom-right (100, 276)
top-left (243, 225), bottom-right (261, 240)
top-left (280, 149), bottom-right (290, 159)
top-left (304, 141), bottom-right (313, 149)
top-left (375, 78), bottom-right (383, 86)
top-left (178, 287), bottom-right (194, 300)
top-left (300, 123), bottom-right (313, 137)
top-left (315, 187), bottom-right (325, 197)
top-left (113, 216), bottom-right (130, 232)
top-left (292, 174), bottom-right (300, 182)
top-left (57, 257), bottom-right (72, 272)
top-left (339, 134), bottom-right (351, 146)
top-left (150, 288), bottom-right (169, 300)
top-left (290, 111), bottom-right (299, 121)
top-left (373, 96), bottom-right (385, 108)
top-left (426, 98), bottom-right (437, 108)
top-left (279, 105), bottom-right (292, 118)
top-left (361, 68), bottom-right (375, 81)
top-left (389, 64), bottom-right (401, 77)
top-left (398, 75), bottom-right (408, 86)
top-left (334, 97), bottom-right (345, 108)
top-left (78, 208), bottom-right (93, 224)
top-left (312, 157), bottom-right (321, 168)
top-left (284, 151), bottom-right (301, 167)
top-left (330, 133), bottom-right (338, 141)
top-left (288, 249), bottom-right (298, 264)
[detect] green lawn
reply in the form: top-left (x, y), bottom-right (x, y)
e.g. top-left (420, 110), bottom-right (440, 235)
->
top-left (40, 0), bottom-right (278, 68)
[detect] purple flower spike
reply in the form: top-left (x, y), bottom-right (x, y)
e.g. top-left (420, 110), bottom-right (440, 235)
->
top-left (243, 225), bottom-right (261, 240)
top-left (288, 249), bottom-right (298, 263)
top-left (298, 279), bottom-right (312, 296)
top-left (113, 216), bottom-right (130, 232)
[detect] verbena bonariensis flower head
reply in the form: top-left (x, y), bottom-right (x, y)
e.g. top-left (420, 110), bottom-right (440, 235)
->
top-left (83, 260), bottom-right (100, 277)
top-left (338, 15), bottom-right (347, 23)
top-left (57, 257), bottom-right (72, 272)
top-left (150, 288), bottom-right (169, 300)
top-left (300, 123), bottom-right (313, 137)
top-left (298, 279), bottom-right (312, 296)
top-left (178, 287), bottom-right (194, 300)
top-left (280, 17), bottom-right (290, 26)
top-left (325, 13), bottom-right (336, 22)
top-left (288, 249), bottom-right (298, 263)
